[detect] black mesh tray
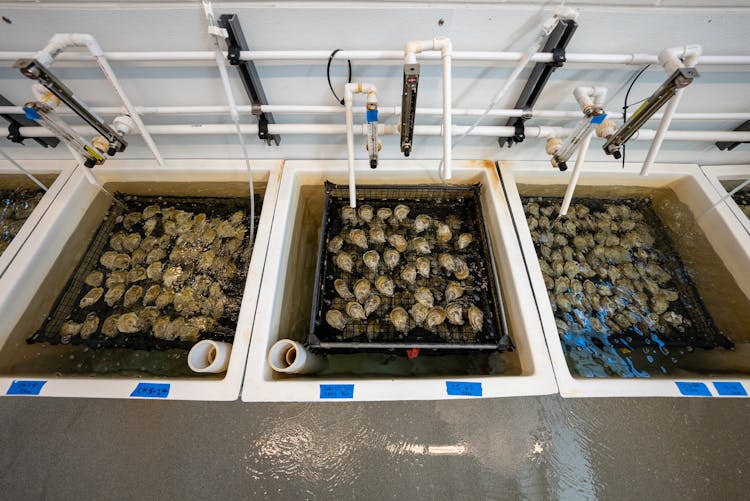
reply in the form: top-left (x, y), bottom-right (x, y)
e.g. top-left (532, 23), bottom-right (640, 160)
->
top-left (524, 195), bottom-right (733, 351)
top-left (28, 193), bottom-right (262, 351)
top-left (308, 182), bottom-right (512, 353)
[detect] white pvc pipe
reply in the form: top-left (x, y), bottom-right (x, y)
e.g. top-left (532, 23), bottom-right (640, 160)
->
top-left (640, 88), bottom-right (685, 176)
top-left (344, 82), bottom-right (378, 207)
top-left (2, 50), bottom-right (749, 66)
top-left (188, 339), bottom-right (232, 373)
top-left (559, 132), bottom-right (593, 217)
top-left (268, 339), bottom-right (327, 374)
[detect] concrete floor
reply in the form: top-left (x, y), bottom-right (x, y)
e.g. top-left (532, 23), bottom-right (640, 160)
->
top-left (0, 396), bottom-right (748, 500)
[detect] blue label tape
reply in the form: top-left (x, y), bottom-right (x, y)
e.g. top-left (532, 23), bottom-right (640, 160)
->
top-left (446, 381), bottom-right (482, 397)
top-left (590, 113), bottom-right (607, 125)
top-left (676, 382), bottom-right (712, 397)
top-left (23, 106), bottom-right (40, 121)
top-left (713, 382), bottom-right (747, 396)
top-left (6, 380), bottom-right (46, 396)
top-left (319, 384), bottom-right (354, 399)
top-left (130, 383), bottom-right (170, 399)
top-left (366, 109), bottom-right (379, 123)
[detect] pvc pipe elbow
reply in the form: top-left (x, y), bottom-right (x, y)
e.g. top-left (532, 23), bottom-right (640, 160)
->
top-left (188, 340), bottom-right (232, 373)
top-left (659, 45), bottom-right (702, 74)
top-left (546, 137), bottom-right (563, 155)
top-left (268, 339), bottom-right (327, 374)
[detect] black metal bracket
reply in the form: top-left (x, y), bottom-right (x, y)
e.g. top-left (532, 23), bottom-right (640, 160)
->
top-left (716, 120), bottom-right (750, 151)
top-left (498, 18), bottom-right (578, 148)
top-left (219, 13), bottom-right (280, 146)
top-left (1, 94), bottom-right (59, 148)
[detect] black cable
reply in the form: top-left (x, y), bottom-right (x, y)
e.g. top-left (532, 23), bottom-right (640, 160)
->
top-left (326, 49), bottom-right (352, 106)
top-left (621, 64), bottom-right (651, 168)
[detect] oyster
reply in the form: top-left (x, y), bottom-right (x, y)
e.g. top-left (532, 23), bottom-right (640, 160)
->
top-left (101, 315), bottom-right (120, 337)
top-left (147, 261), bottom-right (164, 281)
top-left (84, 271), bottom-right (103, 288)
top-left (456, 233), bottom-right (473, 250)
top-left (387, 234), bottom-right (408, 253)
top-left (376, 207), bottom-right (393, 221)
top-left (363, 250), bottom-right (380, 272)
top-left (389, 307), bottom-right (410, 333)
top-left (215, 220), bottom-right (237, 239)
top-left (229, 210), bottom-right (244, 226)
top-left (163, 266), bottom-right (185, 288)
top-left (122, 233), bottom-right (141, 253)
top-left (414, 214), bottom-right (431, 233)
top-left (394, 204), bottom-right (410, 222)
top-left (174, 287), bottom-right (201, 316)
top-left (197, 249), bottom-right (216, 272)
top-left (342, 206), bottom-right (358, 225)
top-left (117, 312), bottom-right (142, 334)
top-left (142, 218), bottom-right (157, 236)
top-left (335, 253), bottom-right (354, 273)
top-left (127, 266), bottom-right (147, 283)
top-left (143, 284), bottom-right (161, 306)
top-left (468, 305), bottom-right (483, 332)
top-left (163, 220), bottom-right (178, 237)
top-left (123, 285), bottom-right (143, 308)
top-left (188, 316), bottom-right (215, 332)
top-left (346, 301), bottom-right (367, 321)
top-left (140, 236), bottom-right (158, 253)
top-left (436, 223), bottom-right (452, 242)
top-left (383, 248), bottom-right (400, 270)
top-left (416, 257), bottom-right (430, 278)
top-left (109, 232), bottom-right (126, 252)
top-left (453, 257), bottom-right (469, 280)
top-left (438, 253), bottom-right (456, 273)
top-left (400, 265), bottom-right (417, 285)
top-left (79, 287), bottom-right (105, 309)
top-left (425, 307), bottom-right (446, 330)
top-left (131, 248), bottom-right (147, 266)
top-left (445, 281), bottom-right (464, 302)
top-left (80, 313), bottom-right (99, 339)
top-left (358, 205), bottom-right (374, 223)
top-left (156, 289), bottom-right (175, 309)
top-left (101, 251), bottom-right (129, 270)
top-left (375, 275), bottom-right (395, 297)
top-left (414, 287), bottom-right (434, 308)
top-left (354, 279), bottom-right (371, 303)
top-left (446, 303), bottom-right (464, 325)
top-left (369, 227), bottom-right (386, 245)
top-left (146, 248), bottom-right (167, 264)
top-left (410, 303), bottom-right (429, 325)
top-left (143, 204), bottom-right (161, 219)
top-left (122, 212), bottom-right (142, 230)
top-left (349, 229), bottom-right (368, 249)
top-left (445, 214), bottom-right (461, 230)
top-left (106, 270), bottom-right (128, 288)
top-left (61, 321), bottom-right (82, 337)
top-left (104, 283), bottom-right (126, 307)
top-left (327, 235), bottom-right (344, 254)
top-left (152, 316), bottom-right (171, 340)
top-left (326, 309), bottom-right (347, 330)
top-left (412, 237), bottom-right (431, 254)
top-left (364, 294), bottom-right (381, 317)
top-left (334, 279), bottom-right (355, 300)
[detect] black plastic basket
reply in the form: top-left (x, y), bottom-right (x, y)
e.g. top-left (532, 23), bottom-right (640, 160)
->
top-left (524, 195), bottom-right (733, 351)
top-left (308, 182), bottom-right (512, 353)
top-left (28, 193), bottom-right (262, 351)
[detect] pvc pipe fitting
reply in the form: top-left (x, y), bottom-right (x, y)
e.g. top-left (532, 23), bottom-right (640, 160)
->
top-left (344, 82), bottom-right (378, 207)
top-left (573, 86), bottom-right (608, 114)
top-left (659, 45), bottom-right (702, 74)
top-left (545, 137), bottom-right (563, 155)
top-left (188, 339), bottom-right (232, 373)
top-left (268, 339), bottom-right (327, 374)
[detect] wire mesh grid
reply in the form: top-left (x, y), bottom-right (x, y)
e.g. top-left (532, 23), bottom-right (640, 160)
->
top-left (28, 193), bottom-right (262, 351)
top-left (525, 195), bottom-right (732, 351)
top-left (309, 182), bottom-right (512, 352)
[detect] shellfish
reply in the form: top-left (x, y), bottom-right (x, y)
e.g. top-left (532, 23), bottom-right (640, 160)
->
top-left (346, 301), bottom-right (367, 321)
top-left (354, 279), bottom-right (371, 303)
top-left (349, 229), bottom-right (368, 249)
top-left (468, 305), bottom-right (483, 332)
top-left (363, 250), bottom-right (380, 271)
top-left (456, 233), bottom-right (473, 250)
top-left (436, 223), bottom-right (452, 242)
top-left (334, 279), bottom-right (355, 299)
top-left (364, 294), bottom-right (381, 317)
top-left (326, 309), bottom-right (347, 330)
top-left (389, 307), bottom-right (410, 333)
top-left (414, 287), bottom-right (434, 308)
top-left (375, 275), bottom-right (395, 297)
top-left (335, 253), bottom-right (354, 273)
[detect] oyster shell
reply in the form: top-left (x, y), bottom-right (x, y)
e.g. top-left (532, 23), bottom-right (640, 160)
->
top-left (445, 214), bottom-right (461, 230)
top-left (414, 287), bottom-right (434, 308)
top-left (147, 261), bottom-right (164, 281)
top-left (416, 257), bottom-right (430, 278)
top-left (369, 227), bottom-right (386, 245)
top-left (389, 307), bottom-right (410, 333)
top-left (468, 305), bottom-right (483, 332)
top-left (61, 321), bottom-right (82, 337)
top-left (101, 315), bottom-right (120, 337)
top-left (130, 248), bottom-right (147, 266)
top-left (438, 253), bottom-right (456, 273)
top-left (354, 279), bottom-right (371, 303)
top-left (326, 309), bottom-right (347, 330)
top-left (383, 248), bottom-right (400, 270)
top-left (414, 214), bottom-right (431, 233)
top-left (80, 313), bottom-right (99, 339)
top-left (445, 281), bottom-right (464, 302)
top-left (122, 233), bottom-right (141, 253)
top-left (127, 266), bottom-right (147, 283)
top-left (425, 306), bottom-right (446, 330)
top-left (143, 218), bottom-right (157, 236)
top-left (364, 294), bottom-right (381, 317)
top-left (387, 234), bottom-right (408, 252)
top-left (375, 275), bottom-right (395, 297)
top-left (349, 228), bottom-right (368, 249)
top-left (410, 303), bottom-right (429, 325)
top-left (123, 285), bottom-right (143, 308)
top-left (143, 204), bottom-right (161, 219)
top-left (163, 266), bottom-right (185, 288)
top-left (334, 279), bottom-right (355, 299)
top-left (104, 283), bottom-right (126, 307)
top-left (105, 270), bottom-right (127, 288)
top-left (376, 207), bottom-right (393, 221)
top-left (152, 316), bottom-right (171, 340)
top-left (456, 233), bottom-right (473, 250)
top-left (117, 312), bottom-right (142, 333)
top-left (109, 232), bottom-right (126, 252)
top-left (346, 301), bottom-right (367, 321)
top-left (363, 250), bottom-right (380, 271)
top-left (453, 257), bottom-right (469, 280)
top-left (122, 212), bottom-right (142, 230)
top-left (84, 271), bottom-right (103, 288)
top-left (446, 303), bottom-right (464, 325)
top-left (394, 204), bottom-right (410, 222)
top-left (327, 235), bottom-right (344, 254)
top-left (335, 253), bottom-right (354, 273)
top-left (358, 205), bottom-right (374, 223)
top-left (143, 284), bottom-right (161, 306)
top-left (146, 248), bottom-right (167, 265)
top-left (174, 287), bottom-right (201, 316)
top-left (140, 236), bottom-right (158, 253)
top-left (400, 265), bottom-right (417, 285)
top-left (436, 223), bottom-right (452, 242)
top-left (412, 237), bottom-right (431, 254)
top-left (342, 206), bottom-right (358, 225)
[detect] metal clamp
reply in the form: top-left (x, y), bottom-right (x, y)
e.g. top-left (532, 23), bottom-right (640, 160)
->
top-left (551, 47), bottom-right (566, 68)
top-left (512, 121), bottom-right (526, 144)
top-left (6, 122), bottom-right (25, 144)
top-left (716, 120), bottom-right (750, 151)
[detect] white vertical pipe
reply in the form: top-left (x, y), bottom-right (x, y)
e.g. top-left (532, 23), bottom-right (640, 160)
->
top-left (441, 40), bottom-right (452, 180)
top-left (344, 84), bottom-right (356, 208)
top-left (559, 132), bottom-right (593, 217)
top-left (640, 87), bottom-right (684, 176)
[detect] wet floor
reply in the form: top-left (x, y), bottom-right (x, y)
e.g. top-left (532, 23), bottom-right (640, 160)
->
top-left (0, 396), bottom-right (748, 499)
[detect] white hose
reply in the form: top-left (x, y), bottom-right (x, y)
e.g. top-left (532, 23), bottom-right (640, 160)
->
top-left (0, 149), bottom-right (49, 191)
top-left (202, 0), bottom-right (255, 247)
top-left (558, 131), bottom-right (593, 217)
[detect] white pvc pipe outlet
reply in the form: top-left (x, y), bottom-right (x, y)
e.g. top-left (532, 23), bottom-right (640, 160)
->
top-left (344, 82), bottom-right (377, 208)
top-left (559, 131), bottom-right (593, 217)
top-left (268, 339), bottom-right (327, 375)
top-left (188, 339), bottom-right (232, 373)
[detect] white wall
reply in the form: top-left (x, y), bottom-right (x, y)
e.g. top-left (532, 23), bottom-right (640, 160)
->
top-left (1, 1), bottom-right (750, 166)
